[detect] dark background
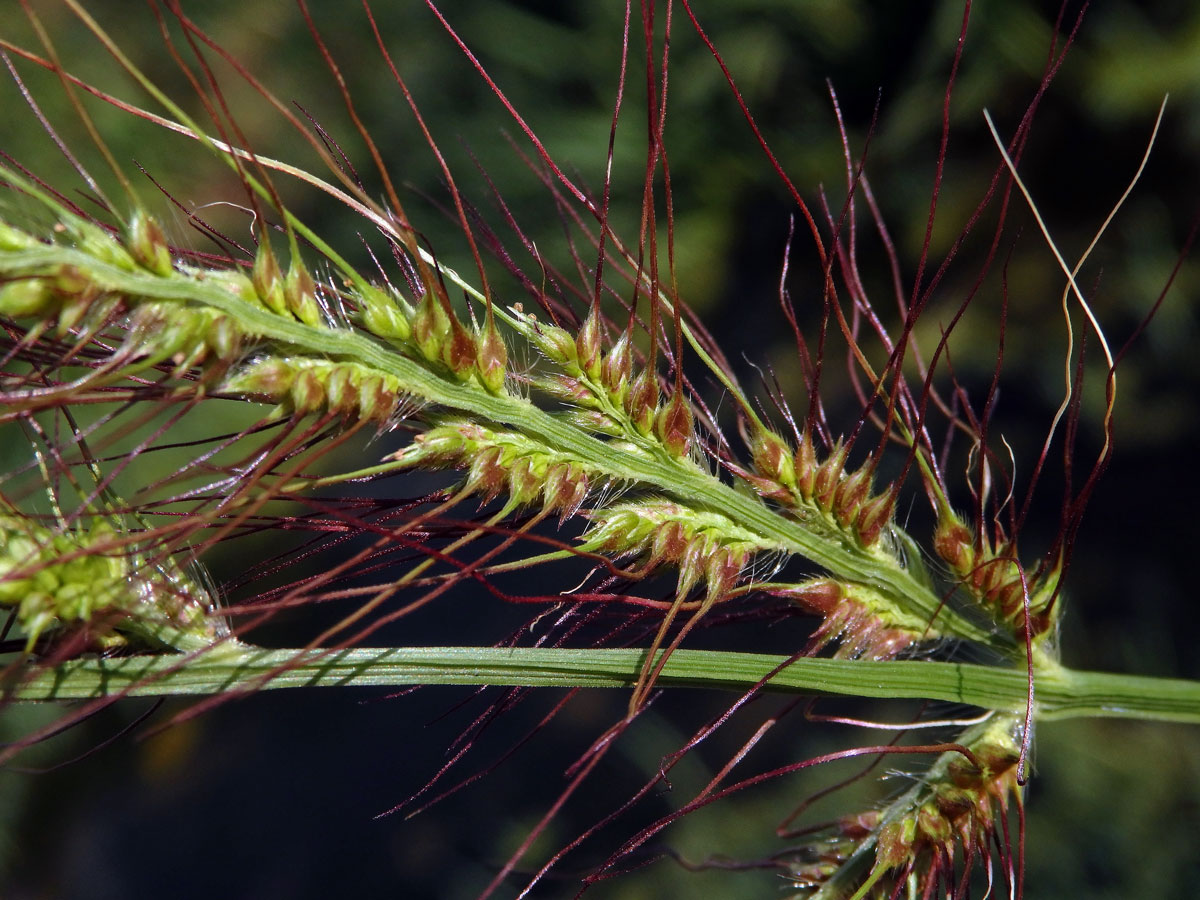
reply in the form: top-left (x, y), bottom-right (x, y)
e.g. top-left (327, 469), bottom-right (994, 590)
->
top-left (1, 1), bottom-right (1198, 897)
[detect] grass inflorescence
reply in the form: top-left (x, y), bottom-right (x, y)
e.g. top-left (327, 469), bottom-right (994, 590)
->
top-left (1, 2), bottom-right (1197, 898)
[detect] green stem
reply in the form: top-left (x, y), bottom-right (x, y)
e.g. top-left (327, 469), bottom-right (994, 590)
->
top-left (10, 646), bottom-right (1199, 724)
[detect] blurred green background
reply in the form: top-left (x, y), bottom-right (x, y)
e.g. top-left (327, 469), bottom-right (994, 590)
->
top-left (2, 1), bottom-right (1198, 897)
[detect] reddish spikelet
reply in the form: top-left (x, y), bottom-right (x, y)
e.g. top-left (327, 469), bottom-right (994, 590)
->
top-left (476, 319), bottom-right (508, 394)
top-left (465, 445), bottom-right (507, 503)
top-left (772, 578), bottom-right (843, 616)
top-left (208, 315), bottom-right (242, 362)
top-left (813, 443), bottom-right (849, 510)
top-left (969, 554), bottom-right (1006, 595)
top-left (650, 519), bottom-right (689, 564)
top-left (987, 576), bottom-right (1024, 618)
top-left (703, 546), bottom-right (745, 602)
top-left (284, 367), bottom-right (320, 413)
top-left (359, 375), bottom-right (396, 423)
top-left (542, 462), bottom-right (588, 520)
top-left (506, 455), bottom-right (542, 505)
top-left (237, 361), bottom-right (294, 414)
top-left (794, 430), bottom-right (818, 499)
top-left (602, 329), bottom-right (633, 404)
top-left (627, 368), bottom-right (659, 436)
top-left (655, 389), bottom-right (694, 459)
top-left (933, 512), bottom-right (976, 577)
top-left (323, 363), bottom-right (354, 415)
top-left (442, 319), bottom-right (478, 380)
top-left (832, 466), bottom-right (872, 528)
top-left (544, 374), bottom-right (596, 406)
top-left (411, 291), bottom-right (452, 363)
top-left (741, 474), bottom-right (794, 504)
top-left (575, 311), bottom-right (603, 381)
top-left (750, 427), bottom-right (797, 489)
top-left (675, 535), bottom-right (712, 599)
top-left (855, 489), bottom-right (895, 547)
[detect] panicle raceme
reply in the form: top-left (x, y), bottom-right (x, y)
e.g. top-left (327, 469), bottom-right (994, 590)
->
top-left (579, 499), bottom-right (778, 604)
top-left (743, 424), bottom-right (898, 551)
top-left (0, 511), bottom-right (222, 653)
top-left (785, 716), bottom-right (1024, 899)
top-left (766, 579), bottom-right (924, 660)
top-left (391, 418), bottom-right (593, 515)
top-left (933, 504), bottom-right (1063, 640)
